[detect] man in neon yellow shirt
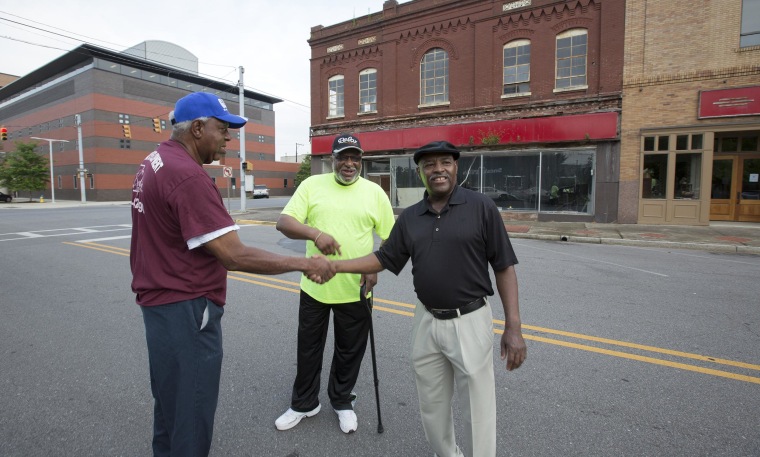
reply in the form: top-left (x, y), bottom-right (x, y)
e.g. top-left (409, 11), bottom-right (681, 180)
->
top-left (274, 133), bottom-right (395, 434)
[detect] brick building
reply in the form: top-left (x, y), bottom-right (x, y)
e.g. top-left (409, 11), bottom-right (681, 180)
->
top-left (0, 42), bottom-right (298, 201)
top-left (308, 0), bottom-right (625, 222)
top-left (621, 0), bottom-right (760, 224)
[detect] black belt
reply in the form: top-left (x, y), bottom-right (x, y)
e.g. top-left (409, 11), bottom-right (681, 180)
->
top-left (425, 297), bottom-right (487, 320)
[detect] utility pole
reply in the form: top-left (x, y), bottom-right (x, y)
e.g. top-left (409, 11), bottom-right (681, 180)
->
top-left (31, 136), bottom-right (69, 204)
top-left (238, 66), bottom-right (247, 212)
top-left (295, 143), bottom-right (304, 163)
top-left (74, 114), bottom-right (86, 202)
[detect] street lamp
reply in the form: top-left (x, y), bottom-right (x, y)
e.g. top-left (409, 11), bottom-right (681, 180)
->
top-left (295, 143), bottom-right (304, 163)
top-left (31, 137), bottom-right (69, 204)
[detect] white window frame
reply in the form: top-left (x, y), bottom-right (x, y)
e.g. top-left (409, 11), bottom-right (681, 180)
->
top-left (359, 68), bottom-right (378, 114)
top-left (741, 0), bottom-right (760, 47)
top-left (328, 75), bottom-right (345, 118)
top-left (419, 48), bottom-right (449, 107)
top-left (502, 39), bottom-right (531, 99)
top-left (554, 29), bottom-right (588, 92)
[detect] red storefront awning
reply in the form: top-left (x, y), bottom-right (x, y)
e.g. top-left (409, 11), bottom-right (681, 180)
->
top-left (311, 112), bottom-right (619, 155)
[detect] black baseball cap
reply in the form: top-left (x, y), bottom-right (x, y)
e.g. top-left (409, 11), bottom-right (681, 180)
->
top-left (332, 133), bottom-right (364, 154)
top-left (413, 140), bottom-right (460, 164)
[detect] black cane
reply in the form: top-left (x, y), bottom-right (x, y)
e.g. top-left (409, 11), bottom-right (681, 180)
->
top-left (361, 283), bottom-right (384, 433)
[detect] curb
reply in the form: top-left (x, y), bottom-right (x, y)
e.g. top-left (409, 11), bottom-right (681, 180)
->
top-left (509, 232), bottom-right (760, 255)
top-left (236, 219), bottom-right (276, 226)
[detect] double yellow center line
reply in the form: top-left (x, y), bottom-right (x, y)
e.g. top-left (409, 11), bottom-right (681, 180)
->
top-left (66, 241), bottom-right (760, 385)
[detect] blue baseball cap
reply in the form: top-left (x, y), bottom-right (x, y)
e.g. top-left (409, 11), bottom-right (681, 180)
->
top-left (173, 92), bottom-right (248, 129)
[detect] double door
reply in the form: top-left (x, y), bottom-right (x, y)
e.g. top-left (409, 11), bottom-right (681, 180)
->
top-left (710, 154), bottom-right (760, 221)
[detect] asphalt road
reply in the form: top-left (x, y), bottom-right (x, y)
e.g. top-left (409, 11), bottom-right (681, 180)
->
top-left (1, 205), bottom-right (759, 456)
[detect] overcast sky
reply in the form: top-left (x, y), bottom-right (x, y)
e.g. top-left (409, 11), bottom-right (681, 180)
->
top-left (0, 1), bottom-right (406, 159)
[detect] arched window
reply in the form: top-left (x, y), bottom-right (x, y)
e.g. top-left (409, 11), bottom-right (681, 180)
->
top-left (420, 48), bottom-right (449, 105)
top-left (555, 29), bottom-right (587, 90)
top-left (503, 39), bottom-right (531, 96)
top-left (328, 75), bottom-right (344, 117)
top-left (359, 68), bottom-right (377, 113)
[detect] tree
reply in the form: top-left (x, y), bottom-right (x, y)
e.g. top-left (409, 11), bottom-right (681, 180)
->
top-left (295, 155), bottom-right (312, 188)
top-left (0, 141), bottom-right (50, 201)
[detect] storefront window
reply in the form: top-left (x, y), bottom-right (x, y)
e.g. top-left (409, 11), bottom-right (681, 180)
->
top-left (658, 135), bottom-right (670, 151)
top-left (742, 159), bottom-right (760, 200)
top-left (741, 136), bottom-right (758, 152)
top-left (643, 154), bottom-right (667, 198)
top-left (675, 153), bottom-right (701, 199)
top-left (540, 150), bottom-right (594, 212)
top-left (391, 150), bottom-right (594, 215)
top-left (390, 157), bottom-right (424, 208)
top-left (481, 154), bottom-right (540, 211)
top-left (692, 134), bottom-right (703, 150)
top-left (676, 135), bottom-right (689, 150)
top-left (644, 136), bottom-right (655, 151)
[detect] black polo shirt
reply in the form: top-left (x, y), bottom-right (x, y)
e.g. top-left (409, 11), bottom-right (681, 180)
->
top-left (375, 185), bottom-right (518, 310)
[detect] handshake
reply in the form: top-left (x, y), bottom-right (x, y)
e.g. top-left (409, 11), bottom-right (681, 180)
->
top-left (296, 230), bottom-right (382, 284)
top-left (304, 255), bottom-right (336, 284)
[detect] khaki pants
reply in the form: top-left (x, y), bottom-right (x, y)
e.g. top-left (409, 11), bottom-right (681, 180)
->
top-left (411, 300), bottom-right (496, 457)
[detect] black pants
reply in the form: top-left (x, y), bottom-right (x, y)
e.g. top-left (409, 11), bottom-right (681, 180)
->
top-left (291, 290), bottom-right (369, 412)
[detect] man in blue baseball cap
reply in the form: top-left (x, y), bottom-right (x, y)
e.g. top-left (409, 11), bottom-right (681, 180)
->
top-left (131, 92), bottom-right (335, 456)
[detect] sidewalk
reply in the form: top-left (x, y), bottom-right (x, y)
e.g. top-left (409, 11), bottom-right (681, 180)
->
top-left (3, 199), bottom-right (759, 255)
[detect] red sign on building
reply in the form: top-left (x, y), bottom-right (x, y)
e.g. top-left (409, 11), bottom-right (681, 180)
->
top-left (311, 112), bottom-right (619, 155)
top-left (698, 86), bottom-right (760, 119)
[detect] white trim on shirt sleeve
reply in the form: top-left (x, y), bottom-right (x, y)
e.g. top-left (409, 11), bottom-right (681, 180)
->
top-left (187, 224), bottom-right (240, 250)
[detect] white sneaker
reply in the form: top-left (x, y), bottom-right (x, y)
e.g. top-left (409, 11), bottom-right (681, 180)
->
top-left (334, 408), bottom-right (358, 433)
top-left (275, 404), bottom-right (321, 431)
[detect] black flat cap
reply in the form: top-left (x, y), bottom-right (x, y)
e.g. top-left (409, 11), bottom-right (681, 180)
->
top-left (413, 141), bottom-right (461, 164)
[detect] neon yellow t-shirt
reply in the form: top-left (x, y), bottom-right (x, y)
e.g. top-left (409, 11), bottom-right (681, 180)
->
top-left (281, 173), bottom-right (396, 303)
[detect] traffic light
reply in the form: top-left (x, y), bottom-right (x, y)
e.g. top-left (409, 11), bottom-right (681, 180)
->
top-left (123, 125), bottom-right (131, 138)
top-left (1, 127), bottom-right (7, 141)
top-left (242, 161), bottom-right (248, 171)
top-left (152, 118), bottom-right (161, 133)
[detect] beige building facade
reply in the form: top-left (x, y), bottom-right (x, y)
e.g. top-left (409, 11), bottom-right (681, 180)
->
top-left (621, 0), bottom-right (760, 224)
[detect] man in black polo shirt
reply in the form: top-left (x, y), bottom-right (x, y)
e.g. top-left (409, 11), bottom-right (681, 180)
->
top-left (334, 140), bottom-right (526, 457)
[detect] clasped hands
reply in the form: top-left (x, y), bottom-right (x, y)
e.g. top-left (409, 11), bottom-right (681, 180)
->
top-left (305, 255), bottom-right (336, 284)
top-left (305, 231), bottom-right (343, 284)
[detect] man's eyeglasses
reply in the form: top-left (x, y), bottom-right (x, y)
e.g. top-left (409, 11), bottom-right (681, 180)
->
top-left (333, 153), bottom-right (362, 164)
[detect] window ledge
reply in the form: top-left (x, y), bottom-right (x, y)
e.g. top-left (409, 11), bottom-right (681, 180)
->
top-left (418, 101), bottom-right (450, 109)
top-left (357, 110), bottom-right (378, 116)
top-left (501, 92), bottom-right (531, 99)
top-left (326, 115), bottom-right (345, 120)
top-left (736, 44), bottom-right (760, 52)
top-left (553, 85), bottom-right (588, 94)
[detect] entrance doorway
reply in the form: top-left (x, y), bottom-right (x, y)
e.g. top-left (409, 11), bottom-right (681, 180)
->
top-left (710, 154), bottom-right (760, 222)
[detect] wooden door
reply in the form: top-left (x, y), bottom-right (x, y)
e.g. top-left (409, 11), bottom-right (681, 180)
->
top-left (710, 157), bottom-right (736, 220)
top-left (737, 155), bottom-right (760, 222)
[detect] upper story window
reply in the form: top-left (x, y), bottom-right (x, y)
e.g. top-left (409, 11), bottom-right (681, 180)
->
top-left (359, 68), bottom-right (377, 113)
top-left (328, 75), bottom-right (345, 118)
top-left (503, 39), bottom-right (531, 96)
top-left (420, 48), bottom-right (449, 105)
top-left (555, 29), bottom-right (587, 91)
top-left (118, 114), bottom-right (130, 124)
top-left (741, 0), bottom-right (760, 47)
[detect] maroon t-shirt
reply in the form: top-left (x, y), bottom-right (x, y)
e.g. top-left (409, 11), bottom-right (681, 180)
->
top-left (130, 140), bottom-right (234, 307)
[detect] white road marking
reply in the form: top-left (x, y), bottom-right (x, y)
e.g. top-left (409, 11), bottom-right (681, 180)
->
top-left (0, 224), bottom-right (132, 242)
top-left (514, 242), bottom-right (669, 277)
top-left (77, 235), bottom-right (132, 243)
